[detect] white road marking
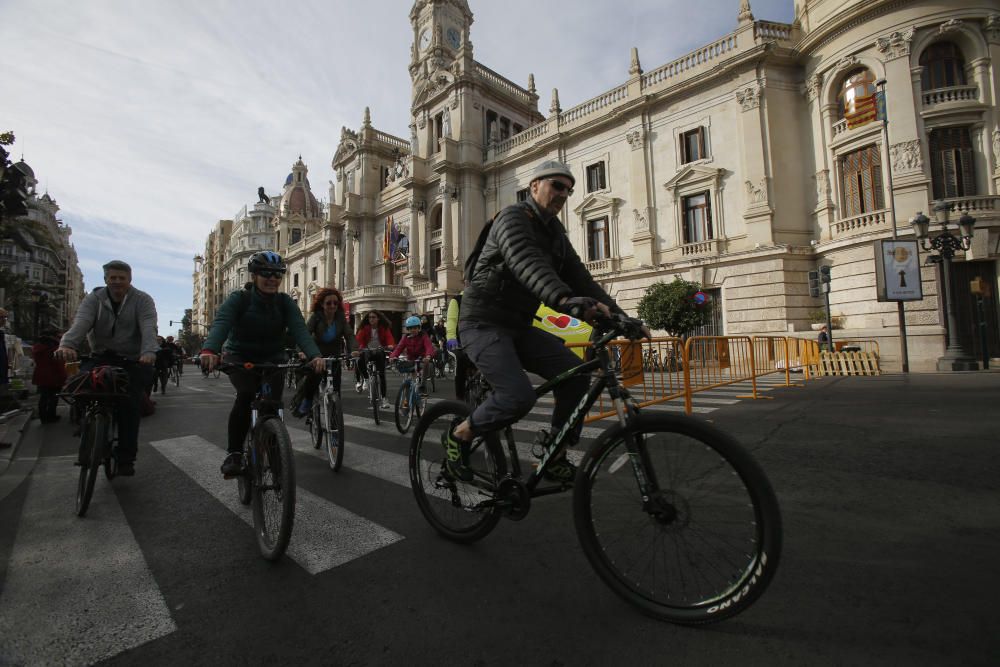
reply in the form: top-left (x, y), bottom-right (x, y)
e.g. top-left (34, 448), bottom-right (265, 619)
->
top-left (0, 459), bottom-right (176, 665)
top-left (150, 435), bottom-right (403, 575)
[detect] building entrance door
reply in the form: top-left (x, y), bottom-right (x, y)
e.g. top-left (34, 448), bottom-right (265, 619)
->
top-left (948, 260), bottom-right (999, 362)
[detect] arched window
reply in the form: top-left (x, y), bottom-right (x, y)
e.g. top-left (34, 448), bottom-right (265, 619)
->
top-left (920, 42), bottom-right (967, 90)
top-left (838, 69), bottom-right (876, 120)
top-left (429, 206), bottom-right (442, 232)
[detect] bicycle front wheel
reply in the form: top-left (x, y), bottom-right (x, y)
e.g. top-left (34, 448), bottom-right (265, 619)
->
top-left (574, 413), bottom-right (782, 625)
top-left (310, 400), bottom-right (324, 450)
top-left (76, 412), bottom-right (108, 517)
top-left (251, 418), bottom-right (296, 560)
top-left (395, 382), bottom-right (414, 434)
top-left (371, 380), bottom-right (381, 425)
top-left (408, 401), bottom-right (506, 543)
top-left (325, 393), bottom-right (344, 471)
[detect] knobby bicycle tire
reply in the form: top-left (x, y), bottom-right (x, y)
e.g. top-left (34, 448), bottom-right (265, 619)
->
top-left (408, 400), bottom-right (506, 543)
top-left (251, 417), bottom-right (296, 560)
top-left (395, 382), bottom-right (415, 434)
top-left (573, 413), bottom-right (782, 625)
top-left (326, 393), bottom-right (344, 472)
top-left (310, 399), bottom-right (324, 450)
top-left (370, 376), bottom-right (381, 425)
top-left (76, 412), bottom-right (109, 517)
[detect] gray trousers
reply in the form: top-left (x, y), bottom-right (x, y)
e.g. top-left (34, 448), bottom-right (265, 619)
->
top-left (458, 322), bottom-right (589, 443)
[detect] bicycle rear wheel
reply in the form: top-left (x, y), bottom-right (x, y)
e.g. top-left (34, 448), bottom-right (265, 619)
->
top-left (173, 367), bottom-right (181, 387)
top-left (574, 413), bottom-right (782, 625)
top-left (251, 418), bottom-right (296, 560)
top-left (408, 400), bottom-right (506, 543)
top-left (395, 382), bottom-right (414, 434)
top-left (325, 394), bottom-right (344, 472)
top-left (76, 412), bottom-right (108, 517)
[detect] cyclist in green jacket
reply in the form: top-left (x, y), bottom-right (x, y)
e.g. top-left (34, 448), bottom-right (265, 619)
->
top-left (200, 251), bottom-right (324, 478)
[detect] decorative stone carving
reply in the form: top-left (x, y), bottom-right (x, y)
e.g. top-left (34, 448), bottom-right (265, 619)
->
top-left (484, 186), bottom-right (497, 200)
top-left (992, 127), bottom-right (1000, 167)
top-left (410, 125), bottom-right (418, 154)
top-left (876, 27), bottom-right (915, 60)
top-left (736, 82), bottom-right (762, 111)
top-left (633, 208), bottom-right (648, 232)
top-left (804, 73), bottom-right (822, 101)
top-left (417, 111), bottom-right (427, 129)
top-left (890, 140), bottom-right (923, 173)
top-left (346, 169), bottom-right (354, 191)
top-left (985, 15), bottom-right (1000, 42)
top-left (625, 128), bottom-right (644, 150)
top-left (834, 55), bottom-right (860, 73)
top-left (745, 178), bottom-right (768, 205)
top-left (938, 19), bottom-right (963, 35)
top-left (442, 107), bottom-right (452, 138)
top-left (814, 170), bottom-right (830, 201)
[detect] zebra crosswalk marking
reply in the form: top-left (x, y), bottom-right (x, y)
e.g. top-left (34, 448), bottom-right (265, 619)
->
top-left (0, 459), bottom-right (176, 665)
top-left (150, 435), bottom-right (403, 575)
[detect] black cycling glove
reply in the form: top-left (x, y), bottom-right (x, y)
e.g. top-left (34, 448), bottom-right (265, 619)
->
top-left (561, 297), bottom-right (598, 321)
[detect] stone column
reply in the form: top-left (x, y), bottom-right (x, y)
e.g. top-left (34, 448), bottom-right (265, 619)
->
top-left (625, 123), bottom-right (654, 266)
top-left (345, 221), bottom-right (356, 289)
top-left (440, 182), bottom-right (454, 269)
top-left (408, 199), bottom-right (423, 277)
top-left (735, 79), bottom-right (774, 245)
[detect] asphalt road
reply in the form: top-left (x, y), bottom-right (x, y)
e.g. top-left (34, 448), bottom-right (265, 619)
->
top-left (0, 367), bottom-right (997, 666)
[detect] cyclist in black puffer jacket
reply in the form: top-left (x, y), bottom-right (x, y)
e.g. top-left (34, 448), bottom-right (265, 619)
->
top-left (448, 160), bottom-right (645, 484)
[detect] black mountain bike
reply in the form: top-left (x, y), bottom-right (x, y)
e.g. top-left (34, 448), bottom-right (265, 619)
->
top-left (408, 314), bottom-right (782, 625)
top-left (308, 356), bottom-right (345, 471)
top-left (62, 356), bottom-right (133, 517)
top-left (221, 361), bottom-right (298, 561)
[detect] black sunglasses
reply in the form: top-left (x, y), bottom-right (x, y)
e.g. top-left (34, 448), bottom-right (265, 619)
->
top-left (257, 270), bottom-right (284, 279)
top-left (546, 179), bottom-right (574, 195)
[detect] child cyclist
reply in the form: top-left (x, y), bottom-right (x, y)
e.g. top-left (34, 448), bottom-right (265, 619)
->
top-left (389, 315), bottom-right (435, 395)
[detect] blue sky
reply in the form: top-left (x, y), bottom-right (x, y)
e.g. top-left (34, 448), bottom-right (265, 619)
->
top-left (1, 0), bottom-right (795, 336)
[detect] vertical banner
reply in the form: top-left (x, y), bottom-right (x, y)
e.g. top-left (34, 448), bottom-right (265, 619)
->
top-left (874, 239), bottom-right (923, 302)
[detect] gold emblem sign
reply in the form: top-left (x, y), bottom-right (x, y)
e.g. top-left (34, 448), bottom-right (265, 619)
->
top-left (892, 246), bottom-right (910, 263)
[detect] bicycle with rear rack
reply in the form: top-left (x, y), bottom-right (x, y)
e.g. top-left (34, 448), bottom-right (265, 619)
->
top-left (308, 355), bottom-right (346, 471)
top-left (220, 360), bottom-right (300, 561)
top-left (393, 357), bottom-right (428, 435)
top-left (60, 355), bottom-right (133, 517)
top-left (408, 314), bottom-right (782, 625)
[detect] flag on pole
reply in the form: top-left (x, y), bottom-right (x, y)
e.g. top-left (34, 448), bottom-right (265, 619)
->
top-left (382, 217), bottom-right (390, 261)
top-left (845, 95), bottom-right (877, 129)
top-left (874, 90), bottom-right (886, 122)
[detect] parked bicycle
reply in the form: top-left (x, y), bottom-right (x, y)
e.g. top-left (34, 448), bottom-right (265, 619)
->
top-left (393, 357), bottom-right (428, 435)
top-left (61, 356), bottom-right (133, 517)
top-left (408, 314), bottom-right (782, 625)
top-left (308, 355), bottom-right (346, 471)
top-left (220, 360), bottom-right (299, 561)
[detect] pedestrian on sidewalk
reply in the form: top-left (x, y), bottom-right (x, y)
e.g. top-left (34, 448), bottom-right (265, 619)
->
top-left (32, 330), bottom-right (66, 423)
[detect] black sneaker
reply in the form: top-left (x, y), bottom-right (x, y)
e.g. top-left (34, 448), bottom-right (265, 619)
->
top-left (542, 455), bottom-right (577, 485)
top-left (118, 462), bottom-right (136, 476)
top-left (221, 452), bottom-right (244, 478)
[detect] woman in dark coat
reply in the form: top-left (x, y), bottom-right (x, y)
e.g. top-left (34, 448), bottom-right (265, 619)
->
top-left (292, 287), bottom-right (353, 416)
top-left (32, 330), bottom-right (67, 423)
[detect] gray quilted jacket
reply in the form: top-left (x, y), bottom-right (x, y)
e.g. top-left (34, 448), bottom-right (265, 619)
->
top-left (60, 286), bottom-right (159, 360)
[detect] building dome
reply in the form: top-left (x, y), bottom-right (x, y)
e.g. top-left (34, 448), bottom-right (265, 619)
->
top-left (277, 157), bottom-right (321, 218)
top-left (13, 160), bottom-right (34, 179)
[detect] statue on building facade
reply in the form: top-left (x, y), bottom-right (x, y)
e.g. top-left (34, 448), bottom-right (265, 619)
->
top-left (257, 186), bottom-right (270, 204)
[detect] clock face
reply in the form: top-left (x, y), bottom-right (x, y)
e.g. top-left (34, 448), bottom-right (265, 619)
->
top-left (446, 27), bottom-right (461, 49)
top-left (418, 29), bottom-right (431, 51)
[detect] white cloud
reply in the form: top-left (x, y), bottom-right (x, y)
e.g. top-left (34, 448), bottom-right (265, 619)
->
top-left (1, 0), bottom-right (794, 334)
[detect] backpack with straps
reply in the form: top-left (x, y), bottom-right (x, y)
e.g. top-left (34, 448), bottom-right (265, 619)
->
top-left (463, 202), bottom-right (537, 284)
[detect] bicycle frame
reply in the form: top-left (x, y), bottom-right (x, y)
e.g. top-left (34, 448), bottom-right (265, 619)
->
top-left (488, 327), bottom-right (659, 502)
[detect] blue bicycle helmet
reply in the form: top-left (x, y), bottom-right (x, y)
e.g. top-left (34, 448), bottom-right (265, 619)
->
top-left (247, 250), bottom-right (286, 275)
top-left (404, 315), bottom-right (421, 328)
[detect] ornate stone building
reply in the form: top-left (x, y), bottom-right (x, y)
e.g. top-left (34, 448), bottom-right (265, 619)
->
top-left (196, 0), bottom-right (1000, 370)
top-left (0, 159), bottom-right (85, 337)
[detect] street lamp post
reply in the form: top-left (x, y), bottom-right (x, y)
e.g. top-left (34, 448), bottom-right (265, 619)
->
top-left (910, 201), bottom-right (979, 371)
